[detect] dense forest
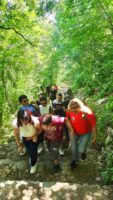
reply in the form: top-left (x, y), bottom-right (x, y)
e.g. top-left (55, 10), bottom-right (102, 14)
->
top-left (0, 0), bottom-right (113, 184)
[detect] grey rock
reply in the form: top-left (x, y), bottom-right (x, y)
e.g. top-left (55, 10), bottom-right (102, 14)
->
top-left (14, 160), bottom-right (27, 171)
top-left (0, 159), bottom-right (12, 166)
top-left (95, 98), bottom-right (108, 105)
top-left (8, 141), bottom-right (17, 149)
top-left (105, 136), bottom-right (112, 145)
top-left (103, 190), bottom-right (110, 196)
top-left (106, 127), bottom-right (112, 134)
top-left (95, 177), bottom-right (101, 182)
top-left (102, 185), bottom-right (109, 190)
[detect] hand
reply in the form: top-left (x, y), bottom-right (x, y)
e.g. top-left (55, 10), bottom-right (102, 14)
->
top-left (91, 136), bottom-right (96, 147)
top-left (18, 143), bottom-right (24, 153)
top-left (32, 135), bottom-right (38, 142)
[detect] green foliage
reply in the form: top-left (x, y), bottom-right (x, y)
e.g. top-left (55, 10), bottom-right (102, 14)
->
top-left (36, 0), bottom-right (56, 16)
top-left (48, 0), bottom-right (113, 184)
top-left (97, 96), bottom-right (113, 133)
top-left (0, 0), bottom-right (54, 128)
top-left (50, 0), bottom-right (113, 98)
top-left (0, 0), bottom-right (113, 184)
top-left (101, 152), bottom-right (113, 184)
top-left (94, 96), bottom-right (113, 184)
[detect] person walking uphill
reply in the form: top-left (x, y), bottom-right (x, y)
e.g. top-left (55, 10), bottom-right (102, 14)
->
top-left (40, 114), bottom-right (74, 173)
top-left (18, 95), bottom-right (40, 117)
top-left (67, 98), bottom-right (97, 169)
top-left (13, 95), bottom-right (41, 156)
top-left (38, 96), bottom-right (52, 153)
top-left (15, 109), bottom-right (41, 174)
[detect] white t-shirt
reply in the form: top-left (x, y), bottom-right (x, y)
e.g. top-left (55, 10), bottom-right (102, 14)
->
top-left (39, 104), bottom-right (50, 115)
top-left (52, 99), bottom-right (63, 105)
top-left (12, 116), bottom-right (40, 137)
top-left (12, 118), bottom-right (23, 140)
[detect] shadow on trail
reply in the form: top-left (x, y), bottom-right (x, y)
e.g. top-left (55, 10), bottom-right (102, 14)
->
top-left (0, 181), bottom-right (110, 200)
top-left (0, 139), bottom-right (100, 184)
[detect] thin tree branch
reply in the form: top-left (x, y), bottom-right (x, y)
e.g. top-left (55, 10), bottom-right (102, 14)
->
top-left (0, 26), bottom-right (37, 47)
top-left (98, 0), bottom-right (113, 34)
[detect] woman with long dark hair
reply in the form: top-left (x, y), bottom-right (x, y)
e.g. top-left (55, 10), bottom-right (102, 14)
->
top-left (16, 109), bottom-right (41, 174)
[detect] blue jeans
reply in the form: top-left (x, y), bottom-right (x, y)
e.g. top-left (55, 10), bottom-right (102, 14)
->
top-left (23, 138), bottom-right (38, 167)
top-left (70, 133), bottom-right (91, 162)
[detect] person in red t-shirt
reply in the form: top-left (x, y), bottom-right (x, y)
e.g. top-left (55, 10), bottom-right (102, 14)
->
top-left (40, 114), bottom-right (74, 173)
top-left (54, 85), bottom-right (58, 91)
top-left (67, 98), bottom-right (97, 169)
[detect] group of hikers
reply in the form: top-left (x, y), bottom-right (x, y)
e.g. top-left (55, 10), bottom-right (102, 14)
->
top-left (12, 85), bottom-right (97, 174)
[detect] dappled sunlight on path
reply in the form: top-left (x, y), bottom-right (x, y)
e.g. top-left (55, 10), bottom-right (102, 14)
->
top-left (0, 138), bottom-right (112, 200)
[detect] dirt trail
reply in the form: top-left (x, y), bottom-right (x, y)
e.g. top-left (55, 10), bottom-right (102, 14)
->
top-left (0, 138), bottom-right (112, 200)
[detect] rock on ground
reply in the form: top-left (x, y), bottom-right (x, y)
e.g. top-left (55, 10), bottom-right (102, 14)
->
top-left (0, 181), bottom-right (111, 200)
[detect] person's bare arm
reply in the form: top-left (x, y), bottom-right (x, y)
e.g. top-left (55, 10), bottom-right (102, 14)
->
top-left (13, 127), bottom-right (23, 152)
top-left (32, 122), bottom-right (42, 142)
top-left (35, 123), bottom-right (42, 134)
top-left (13, 127), bottom-right (21, 146)
top-left (65, 118), bottom-right (74, 139)
top-left (91, 126), bottom-right (97, 145)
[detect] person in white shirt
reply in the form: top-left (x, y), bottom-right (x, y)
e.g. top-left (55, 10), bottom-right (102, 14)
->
top-left (12, 118), bottom-right (26, 156)
top-left (52, 93), bottom-right (64, 110)
top-left (13, 94), bottom-right (40, 156)
top-left (13, 109), bottom-right (41, 174)
top-left (39, 96), bottom-right (51, 115)
top-left (38, 97), bottom-right (52, 153)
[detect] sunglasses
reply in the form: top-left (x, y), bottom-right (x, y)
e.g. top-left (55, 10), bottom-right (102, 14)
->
top-left (23, 99), bottom-right (28, 103)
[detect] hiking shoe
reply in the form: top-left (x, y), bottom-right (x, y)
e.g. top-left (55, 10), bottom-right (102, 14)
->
top-left (38, 144), bottom-right (44, 154)
top-left (80, 153), bottom-right (86, 161)
top-left (59, 148), bottom-right (65, 156)
top-left (30, 163), bottom-right (37, 174)
top-left (71, 160), bottom-right (78, 169)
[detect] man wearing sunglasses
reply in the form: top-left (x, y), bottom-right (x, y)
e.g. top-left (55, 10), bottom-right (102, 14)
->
top-left (19, 95), bottom-right (29, 106)
top-left (18, 95), bottom-right (40, 117)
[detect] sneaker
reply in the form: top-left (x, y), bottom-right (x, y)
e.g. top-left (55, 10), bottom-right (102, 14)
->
top-left (30, 163), bottom-right (37, 174)
top-left (38, 144), bottom-right (44, 154)
top-left (71, 160), bottom-right (78, 169)
top-left (59, 148), bottom-right (65, 156)
top-left (80, 153), bottom-right (86, 161)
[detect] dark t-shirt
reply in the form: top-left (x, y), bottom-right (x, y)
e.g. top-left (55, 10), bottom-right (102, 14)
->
top-left (50, 89), bottom-right (57, 101)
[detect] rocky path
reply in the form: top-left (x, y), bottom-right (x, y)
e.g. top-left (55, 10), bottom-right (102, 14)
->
top-left (0, 138), bottom-right (112, 199)
top-left (0, 181), bottom-right (111, 200)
